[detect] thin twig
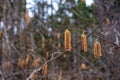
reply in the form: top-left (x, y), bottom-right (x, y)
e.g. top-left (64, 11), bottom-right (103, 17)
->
top-left (26, 51), bottom-right (65, 80)
top-left (93, 34), bottom-right (120, 48)
top-left (69, 27), bottom-right (120, 49)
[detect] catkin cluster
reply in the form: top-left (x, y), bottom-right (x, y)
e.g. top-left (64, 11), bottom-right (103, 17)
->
top-left (63, 29), bottom-right (103, 58)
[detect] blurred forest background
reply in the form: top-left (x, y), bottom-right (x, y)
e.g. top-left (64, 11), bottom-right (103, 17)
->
top-left (0, 0), bottom-right (120, 80)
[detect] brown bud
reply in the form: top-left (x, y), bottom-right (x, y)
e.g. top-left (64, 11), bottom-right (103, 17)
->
top-left (80, 63), bottom-right (86, 70)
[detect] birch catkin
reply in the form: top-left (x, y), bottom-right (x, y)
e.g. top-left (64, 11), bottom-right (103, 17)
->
top-left (81, 32), bottom-right (87, 52)
top-left (26, 9), bottom-right (30, 26)
top-left (64, 29), bottom-right (71, 51)
top-left (94, 40), bottom-right (102, 58)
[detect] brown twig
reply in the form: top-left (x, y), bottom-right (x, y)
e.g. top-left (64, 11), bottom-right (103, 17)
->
top-left (69, 27), bottom-right (120, 49)
top-left (26, 51), bottom-right (65, 80)
top-left (26, 27), bottom-right (120, 80)
top-left (93, 34), bottom-right (120, 48)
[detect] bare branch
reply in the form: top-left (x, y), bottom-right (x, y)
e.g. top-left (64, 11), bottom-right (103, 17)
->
top-left (26, 51), bottom-right (65, 80)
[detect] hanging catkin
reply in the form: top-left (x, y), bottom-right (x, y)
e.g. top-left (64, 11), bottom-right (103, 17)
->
top-left (94, 40), bottom-right (102, 58)
top-left (25, 9), bottom-right (30, 26)
top-left (64, 29), bottom-right (71, 51)
top-left (81, 32), bottom-right (87, 52)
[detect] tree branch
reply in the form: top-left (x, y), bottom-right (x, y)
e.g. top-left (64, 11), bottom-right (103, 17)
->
top-left (26, 51), bottom-right (65, 80)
